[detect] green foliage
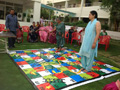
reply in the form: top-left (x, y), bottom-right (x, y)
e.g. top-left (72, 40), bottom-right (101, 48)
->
top-left (65, 20), bottom-right (87, 27)
top-left (41, 3), bottom-right (54, 19)
top-left (101, 24), bottom-right (109, 30)
top-left (101, 0), bottom-right (120, 31)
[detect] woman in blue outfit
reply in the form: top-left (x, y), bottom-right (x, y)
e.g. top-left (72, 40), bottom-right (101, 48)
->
top-left (79, 11), bottom-right (101, 72)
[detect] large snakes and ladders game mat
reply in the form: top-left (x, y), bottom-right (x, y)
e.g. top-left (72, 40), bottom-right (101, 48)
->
top-left (8, 48), bottom-right (120, 90)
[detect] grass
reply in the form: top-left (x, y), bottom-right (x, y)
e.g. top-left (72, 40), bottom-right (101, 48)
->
top-left (0, 32), bottom-right (120, 90)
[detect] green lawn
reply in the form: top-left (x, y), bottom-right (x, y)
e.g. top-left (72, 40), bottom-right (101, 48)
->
top-left (0, 32), bottom-right (120, 90)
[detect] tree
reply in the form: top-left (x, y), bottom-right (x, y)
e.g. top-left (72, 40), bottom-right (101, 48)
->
top-left (41, 3), bottom-right (54, 20)
top-left (101, 0), bottom-right (120, 31)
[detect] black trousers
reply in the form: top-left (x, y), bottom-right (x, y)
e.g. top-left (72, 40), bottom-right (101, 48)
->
top-left (8, 31), bottom-right (16, 47)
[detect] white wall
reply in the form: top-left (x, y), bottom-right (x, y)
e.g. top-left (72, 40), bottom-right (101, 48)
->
top-left (0, 19), bottom-right (32, 27)
top-left (81, 6), bottom-right (110, 19)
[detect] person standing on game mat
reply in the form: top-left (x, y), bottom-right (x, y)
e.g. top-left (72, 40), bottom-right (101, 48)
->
top-left (79, 11), bottom-right (101, 72)
top-left (6, 9), bottom-right (18, 48)
top-left (55, 18), bottom-right (65, 51)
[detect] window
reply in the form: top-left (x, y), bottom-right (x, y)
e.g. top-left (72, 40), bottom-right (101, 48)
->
top-left (73, 4), bottom-right (76, 7)
top-left (99, 0), bottom-right (102, 2)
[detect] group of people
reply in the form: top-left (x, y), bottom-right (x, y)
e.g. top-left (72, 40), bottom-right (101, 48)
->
top-left (28, 21), bottom-right (56, 44)
top-left (5, 9), bottom-right (105, 73)
top-left (28, 18), bottom-right (65, 51)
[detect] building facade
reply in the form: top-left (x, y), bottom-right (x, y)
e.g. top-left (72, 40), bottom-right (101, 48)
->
top-left (0, 0), bottom-right (110, 26)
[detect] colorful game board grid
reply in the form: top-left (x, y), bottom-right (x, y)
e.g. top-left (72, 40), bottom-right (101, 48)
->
top-left (8, 48), bottom-right (120, 90)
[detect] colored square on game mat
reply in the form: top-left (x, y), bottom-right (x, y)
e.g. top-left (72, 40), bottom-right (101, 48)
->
top-left (105, 68), bottom-right (116, 72)
top-left (96, 61), bottom-right (105, 65)
top-left (61, 77), bottom-right (76, 85)
top-left (23, 68), bottom-right (35, 74)
top-left (72, 65), bottom-right (82, 69)
top-left (61, 63), bottom-right (70, 66)
top-left (27, 60), bottom-right (37, 64)
top-left (16, 61), bottom-right (28, 65)
top-left (21, 55), bottom-right (30, 58)
top-left (63, 71), bottom-right (76, 76)
top-left (44, 59), bottom-right (53, 62)
top-left (34, 66), bottom-right (46, 72)
top-left (30, 63), bottom-right (41, 68)
top-left (86, 72), bottom-right (100, 78)
top-left (23, 58), bottom-right (33, 61)
top-left (73, 61), bottom-right (81, 64)
top-left (54, 55), bottom-right (61, 58)
top-left (37, 83), bottom-right (55, 90)
top-left (32, 56), bottom-right (41, 60)
top-left (35, 59), bottom-right (45, 63)
top-left (52, 65), bottom-right (63, 68)
top-left (44, 65), bottom-right (55, 70)
top-left (50, 80), bottom-right (67, 89)
top-left (54, 72), bottom-right (68, 79)
top-left (65, 66), bottom-right (77, 70)
top-left (111, 67), bottom-right (120, 71)
top-left (76, 54), bottom-right (81, 58)
top-left (27, 72), bottom-right (41, 79)
top-left (31, 77), bottom-right (47, 85)
top-left (79, 73), bottom-right (93, 80)
top-left (28, 54), bottom-right (37, 57)
top-left (92, 66), bottom-right (102, 70)
top-left (43, 75), bottom-right (58, 82)
top-left (92, 70), bottom-right (106, 76)
top-left (48, 68), bottom-right (61, 74)
top-left (31, 50), bottom-right (38, 52)
top-left (100, 69), bottom-right (111, 74)
top-left (67, 62), bottom-right (75, 66)
top-left (14, 58), bottom-right (24, 62)
top-left (70, 69), bottom-right (84, 75)
top-left (70, 75), bottom-right (85, 82)
top-left (97, 65), bottom-right (107, 69)
top-left (18, 53), bottom-right (27, 56)
top-left (67, 58), bottom-right (76, 62)
top-left (12, 56), bottom-right (21, 59)
top-left (104, 64), bottom-right (113, 68)
top-left (38, 70), bottom-right (51, 76)
top-left (57, 57), bottom-right (66, 60)
top-left (19, 64), bottom-right (32, 69)
top-left (57, 67), bottom-right (69, 71)
top-left (60, 59), bottom-right (70, 63)
top-left (16, 51), bottom-right (24, 53)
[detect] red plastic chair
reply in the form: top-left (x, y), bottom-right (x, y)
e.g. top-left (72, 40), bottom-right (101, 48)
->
top-left (22, 26), bottom-right (29, 32)
top-left (16, 29), bottom-right (23, 43)
top-left (0, 24), bottom-right (7, 32)
top-left (98, 35), bottom-right (111, 51)
top-left (71, 32), bottom-right (81, 45)
top-left (65, 31), bottom-right (69, 43)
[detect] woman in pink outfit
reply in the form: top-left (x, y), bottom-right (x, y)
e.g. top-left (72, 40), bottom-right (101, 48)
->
top-left (39, 24), bottom-right (48, 42)
top-left (103, 79), bottom-right (120, 90)
top-left (48, 22), bottom-right (56, 44)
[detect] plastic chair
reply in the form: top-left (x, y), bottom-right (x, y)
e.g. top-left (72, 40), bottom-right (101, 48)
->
top-left (71, 32), bottom-right (81, 45)
top-left (16, 29), bottom-right (23, 43)
top-left (65, 31), bottom-right (69, 43)
top-left (0, 24), bottom-right (7, 32)
top-left (22, 26), bottom-right (29, 32)
top-left (98, 35), bottom-right (111, 51)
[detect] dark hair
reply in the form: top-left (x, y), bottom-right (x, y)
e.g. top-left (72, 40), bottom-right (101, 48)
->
top-left (57, 17), bottom-right (62, 21)
top-left (90, 10), bottom-right (98, 19)
top-left (10, 9), bottom-right (15, 12)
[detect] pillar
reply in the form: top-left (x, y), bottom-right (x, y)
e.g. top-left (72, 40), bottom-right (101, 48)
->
top-left (79, 0), bottom-right (84, 20)
top-left (33, 0), bottom-right (41, 22)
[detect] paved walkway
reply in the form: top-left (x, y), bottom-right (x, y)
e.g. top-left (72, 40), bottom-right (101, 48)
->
top-left (107, 31), bottom-right (120, 40)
